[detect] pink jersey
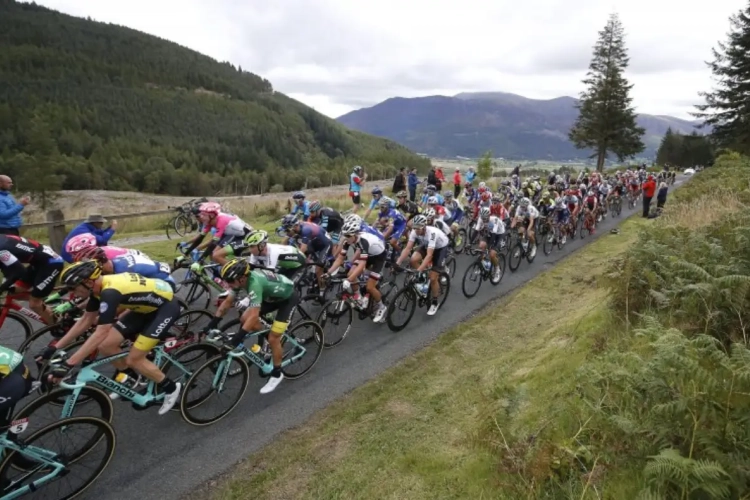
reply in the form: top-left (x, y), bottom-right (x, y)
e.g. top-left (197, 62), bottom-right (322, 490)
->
top-left (103, 246), bottom-right (142, 260)
top-left (203, 212), bottom-right (249, 239)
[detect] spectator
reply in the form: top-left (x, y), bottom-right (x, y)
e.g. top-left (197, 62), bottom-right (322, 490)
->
top-left (435, 167), bottom-right (445, 191)
top-left (465, 166), bottom-right (476, 184)
top-left (642, 175), bottom-right (657, 218)
top-left (656, 182), bottom-right (668, 209)
top-left (0, 175), bottom-right (29, 236)
top-left (408, 168), bottom-right (419, 202)
top-left (61, 214), bottom-right (118, 263)
top-left (392, 167), bottom-right (406, 194)
top-left (511, 164), bottom-right (521, 177)
top-left (452, 168), bottom-right (462, 198)
top-left (427, 167), bottom-right (437, 188)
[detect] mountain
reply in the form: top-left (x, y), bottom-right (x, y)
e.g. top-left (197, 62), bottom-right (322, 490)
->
top-left (0, 0), bottom-right (428, 196)
top-left (337, 91), bottom-right (703, 161)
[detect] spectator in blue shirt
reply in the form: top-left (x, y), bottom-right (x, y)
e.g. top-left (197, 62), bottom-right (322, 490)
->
top-left (61, 214), bottom-right (118, 263)
top-left (0, 176), bottom-right (29, 236)
top-left (465, 167), bottom-right (477, 184)
top-left (408, 168), bottom-right (419, 202)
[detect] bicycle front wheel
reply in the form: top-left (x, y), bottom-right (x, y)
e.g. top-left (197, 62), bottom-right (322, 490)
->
top-left (0, 310), bottom-right (33, 351)
top-left (173, 214), bottom-right (192, 237)
top-left (317, 299), bottom-right (353, 348)
top-left (176, 278), bottom-right (212, 310)
top-left (462, 262), bottom-right (483, 298)
top-left (508, 243), bottom-right (523, 272)
top-left (281, 320), bottom-right (324, 380)
top-left (386, 287), bottom-right (417, 332)
top-left (0, 416), bottom-right (116, 500)
top-left (180, 354), bottom-right (250, 426)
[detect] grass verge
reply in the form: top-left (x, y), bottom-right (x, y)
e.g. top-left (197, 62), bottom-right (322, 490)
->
top-left (185, 207), bottom-right (649, 500)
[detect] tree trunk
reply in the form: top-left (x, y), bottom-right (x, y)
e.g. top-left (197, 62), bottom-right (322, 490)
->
top-left (596, 148), bottom-right (607, 172)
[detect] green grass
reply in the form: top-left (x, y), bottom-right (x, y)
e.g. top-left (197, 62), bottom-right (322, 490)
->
top-left (186, 209), bottom-right (647, 500)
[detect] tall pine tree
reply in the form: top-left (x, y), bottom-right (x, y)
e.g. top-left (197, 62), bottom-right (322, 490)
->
top-left (694, 2), bottom-right (750, 154)
top-left (569, 13), bottom-right (645, 171)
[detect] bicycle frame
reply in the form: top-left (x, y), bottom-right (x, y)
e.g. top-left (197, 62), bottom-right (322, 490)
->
top-left (0, 294), bottom-right (43, 325)
top-left (0, 433), bottom-right (67, 500)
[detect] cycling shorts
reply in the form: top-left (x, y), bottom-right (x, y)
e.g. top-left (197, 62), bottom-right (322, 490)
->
top-left (308, 237), bottom-right (331, 265)
top-left (258, 290), bottom-right (300, 325)
top-left (218, 235), bottom-right (247, 257)
top-left (415, 245), bottom-right (448, 271)
top-left (350, 193), bottom-right (361, 205)
top-left (114, 298), bottom-right (181, 351)
top-left (556, 210), bottom-right (570, 224)
top-left (364, 252), bottom-right (387, 280)
top-left (21, 259), bottom-right (64, 299)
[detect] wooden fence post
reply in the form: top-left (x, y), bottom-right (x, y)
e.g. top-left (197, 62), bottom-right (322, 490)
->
top-left (46, 209), bottom-right (66, 253)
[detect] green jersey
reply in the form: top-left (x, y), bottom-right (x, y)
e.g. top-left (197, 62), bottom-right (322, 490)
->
top-left (0, 346), bottom-right (23, 377)
top-left (242, 269), bottom-right (295, 308)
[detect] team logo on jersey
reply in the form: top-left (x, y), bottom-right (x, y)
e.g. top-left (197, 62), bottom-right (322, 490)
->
top-left (99, 303), bottom-right (109, 314)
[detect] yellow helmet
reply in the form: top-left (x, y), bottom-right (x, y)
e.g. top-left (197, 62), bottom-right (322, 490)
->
top-left (60, 260), bottom-right (102, 288)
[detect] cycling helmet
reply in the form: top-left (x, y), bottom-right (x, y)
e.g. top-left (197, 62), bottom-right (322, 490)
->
top-left (244, 229), bottom-right (268, 247)
top-left (617, 181), bottom-right (623, 187)
top-left (281, 214), bottom-right (298, 229)
top-left (512, 174), bottom-right (518, 179)
top-left (480, 191), bottom-right (491, 202)
top-left (501, 180), bottom-right (510, 186)
top-left (308, 200), bottom-right (321, 213)
top-left (66, 233), bottom-right (97, 254)
top-left (412, 215), bottom-right (428, 228)
top-left (520, 197), bottom-right (531, 208)
top-left (220, 258), bottom-right (250, 282)
top-left (423, 208), bottom-right (436, 220)
top-left (426, 184), bottom-right (436, 193)
top-left (378, 198), bottom-right (391, 210)
top-left (479, 207), bottom-right (491, 220)
top-left (521, 181), bottom-right (529, 189)
top-left (542, 190), bottom-right (550, 198)
top-left (492, 195), bottom-right (502, 204)
top-left (198, 202), bottom-right (221, 215)
top-left (427, 196), bottom-right (438, 205)
top-left (371, 186), bottom-right (383, 195)
top-left (73, 245), bottom-right (107, 263)
top-left (587, 190), bottom-right (595, 196)
top-left (353, 165), bottom-right (363, 173)
top-left (396, 190), bottom-right (408, 198)
top-left (579, 184), bottom-right (586, 191)
top-left (60, 260), bottom-right (102, 288)
top-left (444, 191), bottom-right (453, 199)
top-left (479, 182), bottom-right (486, 189)
top-left (341, 216), bottom-right (362, 236)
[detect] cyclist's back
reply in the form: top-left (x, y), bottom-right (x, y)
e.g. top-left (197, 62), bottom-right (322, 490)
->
top-left (110, 254), bottom-right (176, 290)
top-left (247, 243), bottom-right (305, 278)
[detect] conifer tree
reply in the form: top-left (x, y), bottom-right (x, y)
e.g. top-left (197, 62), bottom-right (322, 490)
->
top-left (569, 13), bottom-right (645, 171)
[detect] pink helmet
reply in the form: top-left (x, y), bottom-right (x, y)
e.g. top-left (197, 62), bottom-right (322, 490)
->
top-left (198, 202), bottom-right (221, 215)
top-left (66, 233), bottom-right (97, 254)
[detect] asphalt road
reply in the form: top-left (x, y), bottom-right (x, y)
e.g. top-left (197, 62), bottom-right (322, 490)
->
top-left (12, 178), bottom-right (685, 500)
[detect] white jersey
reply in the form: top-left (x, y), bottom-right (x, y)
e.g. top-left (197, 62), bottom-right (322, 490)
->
top-left (409, 226), bottom-right (449, 250)
top-left (516, 204), bottom-right (539, 219)
top-left (248, 244), bottom-right (301, 270)
top-left (474, 215), bottom-right (505, 235)
top-left (433, 219), bottom-right (452, 236)
top-left (342, 232), bottom-right (386, 259)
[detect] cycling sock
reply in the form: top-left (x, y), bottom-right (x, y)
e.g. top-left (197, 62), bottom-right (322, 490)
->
top-left (158, 377), bottom-right (177, 394)
top-left (271, 366), bottom-right (282, 378)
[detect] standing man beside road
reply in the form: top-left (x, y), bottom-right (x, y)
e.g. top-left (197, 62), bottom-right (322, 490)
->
top-left (0, 176), bottom-right (29, 236)
top-left (408, 168), bottom-right (419, 202)
top-left (452, 168), bottom-right (462, 198)
top-left (642, 175), bottom-right (657, 218)
top-left (465, 166), bottom-right (476, 185)
top-left (349, 165), bottom-right (366, 214)
top-left (61, 214), bottom-right (118, 263)
top-left (392, 167), bottom-right (406, 194)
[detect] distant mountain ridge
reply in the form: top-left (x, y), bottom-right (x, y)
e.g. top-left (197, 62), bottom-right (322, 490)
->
top-left (337, 92), bottom-right (703, 160)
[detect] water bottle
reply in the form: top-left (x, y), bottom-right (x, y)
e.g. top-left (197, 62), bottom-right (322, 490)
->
top-left (482, 258), bottom-right (491, 271)
top-left (418, 283), bottom-right (429, 296)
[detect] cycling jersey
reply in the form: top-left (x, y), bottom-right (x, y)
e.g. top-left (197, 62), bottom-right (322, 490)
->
top-left (0, 346), bottom-right (23, 378)
top-left (443, 200), bottom-right (463, 224)
top-left (368, 196), bottom-right (396, 211)
top-left (203, 213), bottom-right (251, 239)
top-left (0, 235), bottom-right (63, 298)
top-left (110, 254), bottom-right (175, 288)
top-left (341, 232), bottom-right (386, 261)
top-left (379, 208), bottom-right (407, 239)
top-left (350, 172), bottom-right (363, 194)
top-left (409, 226), bottom-right (450, 250)
top-left (103, 247), bottom-right (142, 261)
top-left (312, 208), bottom-right (343, 235)
top-left (516, 205), bottom-right (540, 219)
top-left (433, 219), bottom-right (452, 236)
top-left (360, 222), bottom-right (385, 241)
top-left (464, 189), bottom-right (478, 204)
top-left (564, 195), bottom-right (580, 211)
top-left (291, 201), bottom-right (310, 221)
top-left (236, 269), bottom-right (295, 307)
top-left (248, 244), bottom-right (305, 273)
top-left (584, 195), bottom-right (598, 209)
top-left (295, 222), bottom-right (330, 248)
top-left (490, 204), bottom-right (509, 219)
top-left (397, 200), bottom-right (421, 219)
top-left (0, 235), bottom-right (59, 268)
top-left (474, 216), bottom-right (505, 235)
top-left (420, 193), bottom-right (445, 205)
top-left (85, 273), bottom-right (174, 325)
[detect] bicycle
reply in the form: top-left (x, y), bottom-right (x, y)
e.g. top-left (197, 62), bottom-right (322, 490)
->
top-left (165, 197), bottom-right (206, 240)
top-left (461, 245), bottom-right (504, 298)
top-left (609, 195), bottom-right (622, 217)
top-left (172, 245), bottom-right (227, 309)
top-left (580, 209), bottom-right (596, 239)
top-left (0, 415), bottom-right (116, 499)
top-left (542, 219), bottom-right (566, 256)
top-left (178, 319), bottom-right (324, 426)
top-left (385, 266), bottom-right (451, 332)
top-left (507, 228), bottom-right (537, 272)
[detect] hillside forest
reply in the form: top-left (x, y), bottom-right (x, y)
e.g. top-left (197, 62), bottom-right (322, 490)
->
top-left (0, 0), bottom-right (429, 197)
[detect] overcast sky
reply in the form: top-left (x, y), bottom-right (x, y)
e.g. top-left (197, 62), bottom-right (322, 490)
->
top-left (31, 0), bottom-right (746, 120)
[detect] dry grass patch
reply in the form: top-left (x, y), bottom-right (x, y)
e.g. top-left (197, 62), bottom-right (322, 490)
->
top-left (659, 189), bottom-right (746, 229)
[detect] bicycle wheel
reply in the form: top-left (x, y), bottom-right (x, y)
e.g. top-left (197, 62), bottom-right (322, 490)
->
top-left (0, 416), bottom-right (116, 500)
top-left (158, 342), bottom-right (222, 400)
top-left (430, 271), bottom-right (451, 309)
top-left (0, 310), bottom-right (33, 351)
top-left (289, 294), bottom-right (326, 327)
top-left (386, 287), bottom-right (417, 332)
top-left (543, 231), bottom-right (555, 256)
top-left (176, 278), bottom-right (212, 310)
top-left (180, 354), bottom-right (250, 426)
top-left (165, 215), bottom-right (178, 240)
top-left (14, 387), bottom-right (114, 439)
top-left (526, 243), bottom-right (537, 264)
top-left (461, 262), bottom-right (483, 298)
top-left (173, 214), bottom-right (192, 237)
top-left (580, 218), bottom-right (588, 239)
top-left (445, 256), bottom-right (457, 278)
top-left (508, 243), bottom-right (523, 272)
top-left (317, 298), bottom-right (353, 348)
top-left (453, 228), bottom-right (467, 254)
top-left (490, 254), bottom-right (505, 285)
top-left (281, 320), bottom-right (324, 379)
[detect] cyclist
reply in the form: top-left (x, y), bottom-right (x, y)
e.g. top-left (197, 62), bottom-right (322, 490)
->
top-left (349, 165), bottom-right (366, 213)
top-left (0, 235), bottom-right (63, 325)
top-left (473, 207), bottom-right (504, 281)
top-left (48, 261), bottom-right (182, 414)
top-left (377, 198), bottom-right (408, 260)
top-left (582, 190), bottom-right (599, 233)
top-left (395, 214), bottom-right (449, 316)
top-left (325, 215), bottom-right (389, 323)
top-left (281, 215), bottom-right (332, 266)
top-left (204, 259), bottom-right (299, 395)
top-left (0, 346), bottom-right (32, 428)
top-left (395, 191), bottom-right (422, 225)
top-left (66, 233), bottom-right (143, 262)
top-left (363, 187), bottom-right (395, 221)
top-left (424, 208), bottom-right (456, 243)
top-left (309, 200), bottom-right (343, 245)
top-left (242, 230), bottom-right (306, 280)
top-left (510, 197), bottom-right (539, 259)
top-left (442, 191), bottom-right (463, 226)
top-left (183, 202), bottom-right (252, 268)
top-left (290, 191), bottom-right (310, 221)
top-left (552, 197), bottom-right (571, 245)
top-left (420, 185), bottom-right (444, 207)
top-left (73, 246), bottom-right (177, 291)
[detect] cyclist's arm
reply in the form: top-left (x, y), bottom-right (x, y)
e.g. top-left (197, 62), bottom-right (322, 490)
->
top-left (65, 289), bottom-right (121, 365)
top-left (53, 311), bottom-right (98, 349)
top-left (346, 250), bottom-right (365, 281)
top-left (0, 260), bottom-right (26, 295)
top-left (396, 238), bottom-right (416, 266)
top-left (418, 246), bottom-right (435, 272)
top-left (327, 245), bottom-right (349, 275)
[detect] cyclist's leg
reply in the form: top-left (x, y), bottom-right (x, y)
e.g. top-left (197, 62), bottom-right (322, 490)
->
top-left (261, 292), bottom-right (299, 393)
top-left (0, 364), bottom-right (33, 428)
top-left (124, 300), bottom-right (180, 384)
top-left (28, 260), bottom-right (63, 325)
top-left (365, 253), bottom-right (386, 305)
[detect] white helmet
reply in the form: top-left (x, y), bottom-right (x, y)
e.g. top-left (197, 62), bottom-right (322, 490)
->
top-left (423, 208), bottom-right (436, 220)
top-left (479, 207), bottom-right (491, 220)
top-left (341, 215), bottom-right (362, 236)
top-left (520, 197), bottom-right (531, 208)
top-left (412, 215), bottom-right (428, 228)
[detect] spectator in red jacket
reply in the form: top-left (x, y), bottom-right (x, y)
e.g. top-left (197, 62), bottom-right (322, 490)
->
top-left (435, 167), bottom-right (445, 191)
top-left (642, 175), bottom-right (657, 217)
top-left (452, 168), bottom-right (462, 198)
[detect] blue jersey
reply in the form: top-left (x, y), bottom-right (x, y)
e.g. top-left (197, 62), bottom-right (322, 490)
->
top-left (350, 172), bottom-right (363, 193)
top-left (360, 222), bottom-right (385, 241)
top-left (368, 195), bottom-right (396, 211)
top-left (291, 201), bottom-right (310, 221)
top-left (421, 193), bottom-right (445, 205)
top-left (296, 222), bottom-right (330, 247)
top-left (378, 208), bottom-right (407, 238)
top-left (443, 200), bottom-right (463, 224)
top-left (111, 254), bottom-right (175, 287)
